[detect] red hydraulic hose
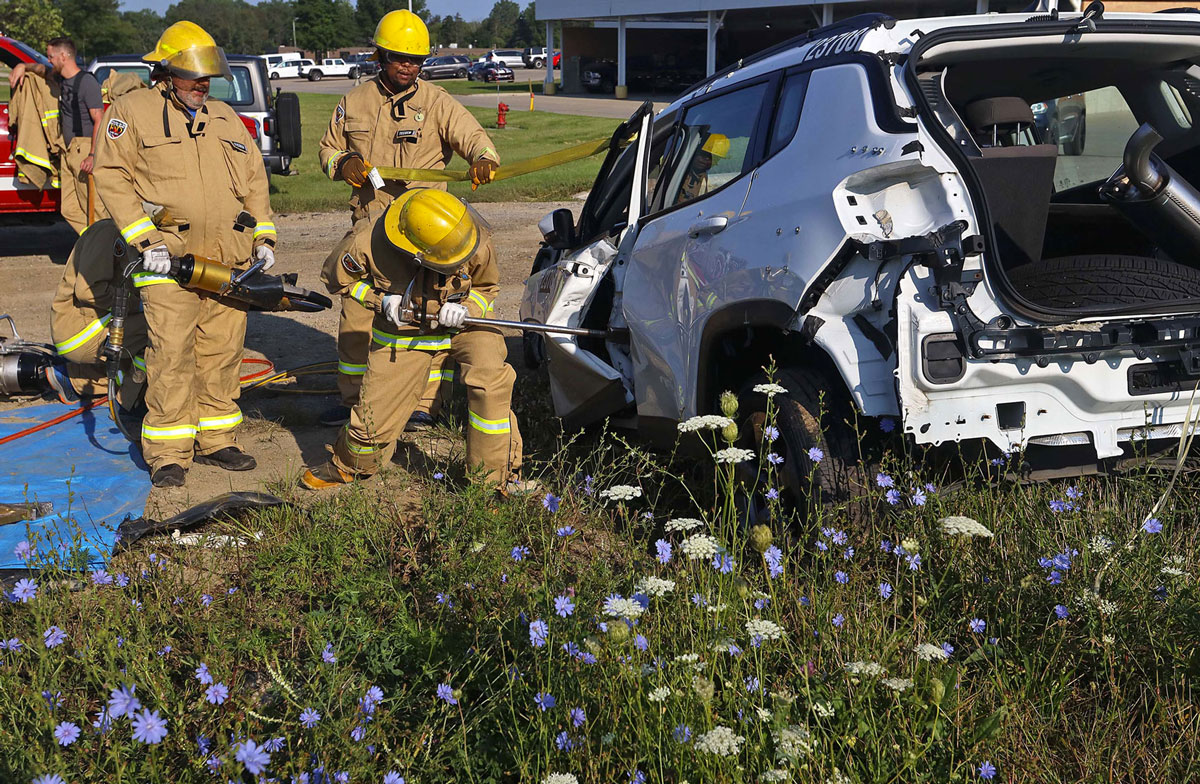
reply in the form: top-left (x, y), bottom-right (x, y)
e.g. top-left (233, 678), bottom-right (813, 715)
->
top-left (0, 397), bottom-right (108, 447)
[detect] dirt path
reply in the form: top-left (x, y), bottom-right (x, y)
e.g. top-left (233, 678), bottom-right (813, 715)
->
top-left (0, 202), bottom-right (575, 520)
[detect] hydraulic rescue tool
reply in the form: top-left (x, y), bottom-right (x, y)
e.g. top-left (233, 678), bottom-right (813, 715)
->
top-left (0, 315), bottom-right (57, 396)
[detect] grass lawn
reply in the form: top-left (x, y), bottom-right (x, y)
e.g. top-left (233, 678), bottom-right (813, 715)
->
top-left (271, 92), bottom-right (616, 213)
top-left (435, 76), bottom-right (557, 97)
top-left (4, 367), bottom-right (1200, 781)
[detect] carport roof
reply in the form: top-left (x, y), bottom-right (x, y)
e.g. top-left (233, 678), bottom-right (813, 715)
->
top-left (535, 0), bottom-right (862, 21)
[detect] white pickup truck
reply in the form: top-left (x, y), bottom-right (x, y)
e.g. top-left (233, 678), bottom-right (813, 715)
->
top-left (303, 58), bottom-right (358, 81)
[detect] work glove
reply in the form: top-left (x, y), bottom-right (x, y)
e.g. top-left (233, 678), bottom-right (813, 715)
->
top-left (141, 245), bottom-right (171, 275)
top-left (254, 244), bottom-right (276, 272)
top-left (338, 153), bottom-right (372, 188)
top-left (381, 293), bottom-right (405, 327)
top-left (469, 158), bottom-right (499, 190)
top-left (437, 302), bottom-right (469, 329)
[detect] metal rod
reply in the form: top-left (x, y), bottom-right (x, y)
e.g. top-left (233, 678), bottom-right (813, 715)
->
top-left (465, 316), bottom-right (615, 338)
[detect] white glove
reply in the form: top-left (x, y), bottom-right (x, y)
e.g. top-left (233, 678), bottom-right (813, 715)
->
top-left (141, 245), bottom-right (171, 274)
top-left (381, 294), bottom-right (405, 327)
top-left (437, 302), bottom-right (468, 329)
top-left (254, 244), bottom-right (275, 272)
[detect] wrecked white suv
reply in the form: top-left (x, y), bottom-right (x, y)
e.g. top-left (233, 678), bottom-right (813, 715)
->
top-left (521, 3), bottom-right (1200, 497)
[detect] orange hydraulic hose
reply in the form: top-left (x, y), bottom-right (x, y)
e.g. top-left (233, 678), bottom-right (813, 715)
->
top-left (0, 397), bottom-right (108, 447)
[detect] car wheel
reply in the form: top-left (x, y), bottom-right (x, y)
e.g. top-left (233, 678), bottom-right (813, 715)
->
top-left (456, 69), bottom-right (466, 78)
top-left (308, 70), bottom-right (322, 81)
top-left (270, 72), bottom-right (279, 80)
top-left (1008, 255), bottom-right (1200, 308)
top-left (736, 367), bottom-right (871, 513)
top-left (533, 58), bottom-right (544, 69)
top-left (1063, 114), bottom-right (1086, 156)
top-left (419, 71), bottom-right (430, 80)
top-left (348, 68), bottom-right (358, 79)
top-left (273, 92), bottom-right (303, 158)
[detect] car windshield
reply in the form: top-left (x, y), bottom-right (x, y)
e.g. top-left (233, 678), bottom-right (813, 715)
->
top-left (208, 66), bottom-right (255, 107)
top-left (93, 65), bottom-right (151, 86)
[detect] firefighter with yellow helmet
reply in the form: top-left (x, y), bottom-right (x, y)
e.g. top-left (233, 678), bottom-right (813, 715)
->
top-left (317, 10), bottom-right (500, 432)
top-left (92, 21), bottom-right (275, 487)
top-left (302, 188), bottom-right (527, 493)
top-left (676, 132), bottom-right (730, 205)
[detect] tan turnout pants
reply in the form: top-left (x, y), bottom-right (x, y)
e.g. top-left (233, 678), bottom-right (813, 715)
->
top-left (337, 295), bottom-right (452, 414)
top-left (60, 136), bottom-right (107, 235)
top-left (138, 281), bottom-right (246, 471)
top-left (60, 314), bottom-right (148, 408)
top-left (333, 323), bottom-right (522, 486)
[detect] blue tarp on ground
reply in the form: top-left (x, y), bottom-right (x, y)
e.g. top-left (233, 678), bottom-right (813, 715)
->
top-left (0, 402), bottom-right (148, 571)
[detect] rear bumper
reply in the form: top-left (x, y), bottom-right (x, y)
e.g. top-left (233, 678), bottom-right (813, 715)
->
top-left (263, 153), bottom-right (291, 175)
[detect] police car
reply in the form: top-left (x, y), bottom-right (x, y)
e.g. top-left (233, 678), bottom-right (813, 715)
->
top-left (521, 3), bottom-right (1200, 499)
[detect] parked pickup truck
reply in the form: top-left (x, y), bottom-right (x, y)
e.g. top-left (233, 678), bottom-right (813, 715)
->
top-left (0, 35), bottom-right (61, 219)
top-left (303, 58), bottom-right (358, 81)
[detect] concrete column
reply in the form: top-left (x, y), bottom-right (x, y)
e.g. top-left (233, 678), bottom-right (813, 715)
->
top-left (544, 20), bottom-right (555, 95)
top-left (821, 3), bottom-right (833, 26)
top-left (706, 11), bottom-right (717, 76)
top-left (975, 0), bottom-right (989, 12)
top-left (616, 17), bottom-right (628, 99)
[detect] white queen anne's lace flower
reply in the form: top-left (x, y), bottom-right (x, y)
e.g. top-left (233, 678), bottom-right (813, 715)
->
top-left (845, 661), bottom-right (885, 677)
top-left (939, 516), bottom-right (994, 538)
top-left (745, 618), bottom-right (786, 641)
top-left (599, 485), bottom-right (642, 502)
top-left (678, 414), bottom-right (734, 432)
top-left (753, 383), bottom-right (788, 397)
top-left (674, 653), bottom-right (700, 663)
top-left (680, 534), bottom-right (720, 560)
top-left (881, 677), bottom-right (914, 692)
top-left (914, 643), bottom-right (949, 662)
top-left (603, 596), bottom-right (645, 620)
top-left (647, 686), bottom-right (671, 702)
top-left (635, 576), bottom-right (676, 597)
top-left (761, 769), bottom-right (790, 782)
top-left (773, 724), bottom-right (813, 760)
top-left (665, 517), bottom-right (704, 532)
top-left (695, 725), bottom-right (745, 756)
top-left (542, 775), bottom-right (579, 784)
top-left (715, 447), bottom-right (755, 464)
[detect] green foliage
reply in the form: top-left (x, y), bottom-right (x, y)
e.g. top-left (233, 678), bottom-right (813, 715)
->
top-left (54, 0), bottom-right (138, 57)
top-left (353, 0), bottom-right (427, 46)
top-left (477, 0), bottom-right (520, 48)
top-left (292, 0), bottom-right (355, 57)
top-left (164, 0), bottom-right (270, 57)
top-left (0, 0), bottom-right (65, 51)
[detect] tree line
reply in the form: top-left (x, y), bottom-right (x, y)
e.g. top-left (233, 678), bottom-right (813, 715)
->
top-left (0, 0), bottom-right (548, 59)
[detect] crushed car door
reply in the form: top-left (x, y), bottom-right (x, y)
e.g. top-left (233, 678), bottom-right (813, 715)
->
top-left (518, 102), bottom-right (658, 428)
top-left (621, 77), bottom-right (774, 423)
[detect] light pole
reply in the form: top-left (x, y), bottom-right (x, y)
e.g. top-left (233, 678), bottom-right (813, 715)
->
top-left (292, 18), bottom-right (297, 50)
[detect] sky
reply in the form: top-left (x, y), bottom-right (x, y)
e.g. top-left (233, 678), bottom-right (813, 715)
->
top-left (117, 0), bottom-right (498, 22)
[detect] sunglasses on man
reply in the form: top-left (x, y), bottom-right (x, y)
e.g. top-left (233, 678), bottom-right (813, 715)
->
top-left (381, 51), bottom-right (425, 66)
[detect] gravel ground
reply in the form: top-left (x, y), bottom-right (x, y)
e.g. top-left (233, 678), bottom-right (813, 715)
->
top-left (0, 201), bottom-right (576, 519)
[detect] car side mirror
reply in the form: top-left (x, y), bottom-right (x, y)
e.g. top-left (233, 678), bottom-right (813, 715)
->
top-left (539, 208), bottom-right (576, 250)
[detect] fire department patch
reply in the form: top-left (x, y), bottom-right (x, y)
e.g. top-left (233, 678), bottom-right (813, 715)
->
top-left (341, 252), bottom-right (364, 275)
top-left (106, 118), bottom-right (127, 139)
top-left (334, 104), bottom-right (345, 124)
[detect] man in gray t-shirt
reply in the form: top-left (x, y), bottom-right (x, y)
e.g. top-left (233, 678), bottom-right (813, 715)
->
top-left (8, 36), bottom-right (106, 233)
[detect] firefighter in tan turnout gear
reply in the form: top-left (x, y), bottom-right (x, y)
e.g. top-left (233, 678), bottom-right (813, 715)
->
top-left (47, 220), bottom-right (149, 407)
top-left (317, 9), bottom-right (500, 431)
top-left (301, 189), bottom-right (526, 493)
top-left (92, 21), bottom-right (276, 488)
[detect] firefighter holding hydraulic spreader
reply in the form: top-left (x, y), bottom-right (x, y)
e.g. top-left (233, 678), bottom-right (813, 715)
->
top-left (92, 21), bottom-right (276, 488)
top-left (301, 188), bottom-right (531, 495)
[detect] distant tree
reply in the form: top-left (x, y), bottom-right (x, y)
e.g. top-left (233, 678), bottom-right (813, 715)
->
top-left (119, 9), bottom-right (166, 54)
top-left (164, 0), bottom-right (269, 55)
top-left (436, 13), bottom-right (473, 48)
top-left (0, 0), bottom-right (66, 50)
top-left (511, 2), bottom-right (542, 48)
top-left (292, 0), bottom-right (355, 58)
top-left (254, 0), bottom-right (298, 51)
top-left (478, 0), bottom-right (519, 48)
top-left (55, 0), bottom-right (139, 56)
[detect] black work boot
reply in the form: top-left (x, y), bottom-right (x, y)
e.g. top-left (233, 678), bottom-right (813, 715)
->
top-left (404, 411), bottom-right (436, 432)
top-left (318, 404), bottom-right (352, 427)
top-left (151, 464), bottom-right (186, 488)
top-left (195, 447), bottom-right (257, 472)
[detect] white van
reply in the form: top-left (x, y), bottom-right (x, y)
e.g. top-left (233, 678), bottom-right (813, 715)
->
top-left (261, 52), bottom-right (301, 79)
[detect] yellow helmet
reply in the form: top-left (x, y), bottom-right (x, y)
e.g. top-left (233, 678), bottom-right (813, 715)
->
top-left (701, 133), bottom-right (731, 159)
top-left (373, 10), bottom-right (431, 58)
top-left (383, 189), bottom-right (484, 273)
top-left (144, 21), bottom-right (232, 80)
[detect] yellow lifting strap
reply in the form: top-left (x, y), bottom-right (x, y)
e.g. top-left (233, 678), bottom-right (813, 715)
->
top-left (374, 135), bottom-right (621, 185)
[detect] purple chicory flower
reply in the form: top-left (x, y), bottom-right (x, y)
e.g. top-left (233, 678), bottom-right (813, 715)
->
top-left (529, 618), bottom-right (549, 648)
top-left (655, 539), bottom-right (672, 564)
top-left (233, 739), bottom-right (270, 775)
top-left (205, 683), bottom-right (229, 705)
top-left (436, 684), bottom-right (457, 705)
top-left (53, 721), bottom-right (80, 746)
top-left (299, 708), bottom-right (320, 728)
top-left (130, 709), bottom-right (168, 744)
top-left (43, 626), bottom-right (66, 649)
top-left (12, 578), bottom-right (36, 603)
top-left (542, 493), bottom-right (560, 513)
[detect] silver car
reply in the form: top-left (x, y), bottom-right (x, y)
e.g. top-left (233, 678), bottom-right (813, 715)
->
top-left (522, 4), bottom-right (1200, 499)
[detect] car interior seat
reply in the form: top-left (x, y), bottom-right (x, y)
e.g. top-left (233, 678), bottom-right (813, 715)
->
top-left (963, 97), bottom-right (1058, 269)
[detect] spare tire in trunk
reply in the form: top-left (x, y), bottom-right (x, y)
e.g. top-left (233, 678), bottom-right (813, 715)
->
top-left (274, 92), bottom-right (302, 159)
top-left (1007, 255), bottom-right (1200, 309)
